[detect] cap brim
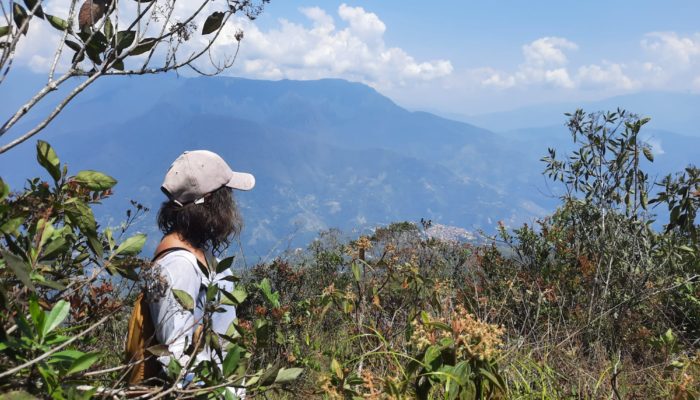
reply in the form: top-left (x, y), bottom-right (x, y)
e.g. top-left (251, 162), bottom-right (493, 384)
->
top-left (226, 171), bottom-right (255, 191)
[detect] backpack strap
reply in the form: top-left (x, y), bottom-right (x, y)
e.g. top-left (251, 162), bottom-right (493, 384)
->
top-left (153, 246), bottom-right (210, 277)
top-left (152, 246), bottom-right (190, 262)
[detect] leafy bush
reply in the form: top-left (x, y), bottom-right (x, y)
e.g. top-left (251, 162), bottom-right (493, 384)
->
top-left (0, 142), bottom-right (301, 399)
top-left (1, 109), bottom-right (698, 399)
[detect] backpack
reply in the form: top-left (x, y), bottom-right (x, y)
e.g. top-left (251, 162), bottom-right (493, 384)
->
top-left (125, 247), bottom-right (206, 385)
top-left (125, 292), bottom-right (161, 384)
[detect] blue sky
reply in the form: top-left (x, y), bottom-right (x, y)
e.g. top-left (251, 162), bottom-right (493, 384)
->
top-left (12, 1), bottom-right (700, 115)
top-left (230, 1), bottom-right (700, 114)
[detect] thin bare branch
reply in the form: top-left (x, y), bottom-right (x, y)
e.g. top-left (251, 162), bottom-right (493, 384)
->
top-left (0, 313), bottom-right (112, 379)
top-left (49, 0), bottom-right (80, 81)
top-left (0, 70), bottom-right (103, 154)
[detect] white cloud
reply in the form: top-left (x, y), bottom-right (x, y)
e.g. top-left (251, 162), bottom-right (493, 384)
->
top-left (641, 32), bottom-right (700, 67)
top-left (232, 4), bottom-right (452, 87)
top-left (337, 4), bottom-right (385, 41)
top-left (544, 68), bottom-right (575, 88)
top-left (482, 36), bottom-right (578, 89)
top-left (481, 70), bottom-right (516, 89)
top-left (523, 37), bottom-right (578, 66)
top-left (576, 62), bottom-right (639, 90)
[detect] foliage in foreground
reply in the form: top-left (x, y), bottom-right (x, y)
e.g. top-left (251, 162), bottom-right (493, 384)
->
top-left (0, 141), bottom-right (299, 399)
top-left (0, 109), bottom-right (699, 399)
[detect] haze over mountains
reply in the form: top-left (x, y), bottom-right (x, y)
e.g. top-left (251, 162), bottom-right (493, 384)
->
top-left (1, 72), bottom-right (698, 258)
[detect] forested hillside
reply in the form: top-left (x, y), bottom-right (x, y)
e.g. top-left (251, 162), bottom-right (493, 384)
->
top-left (2, 76), bottom-right (698, 257)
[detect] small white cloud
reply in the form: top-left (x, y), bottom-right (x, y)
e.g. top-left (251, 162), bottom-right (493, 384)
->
top-left (482, 37), bottom-right (578, 90)
top-left (522, 37), bottom-right (578, 67)
top-left (337, 4), bottom-right (385, 41)
top-left (300, 6), bottom-right (335, 32)
top-left (576, 62), bottom-right (639, 90)
top-left (545, 68), bottom-right (575, 88)
top-left (641, 32), bottom-right (700, 67)
top-left (482, 71), bottom-right (516, 89)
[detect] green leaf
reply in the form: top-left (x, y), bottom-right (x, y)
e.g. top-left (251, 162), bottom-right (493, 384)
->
top-left (216, 256), bottom-right (234, 274)
top-left (66, 352), bottom-right (100, 375)
top-left (23, 0), bottom-right (44, 19)
top-left (221, 286), bottom-right (247, 305)
top-left (64, 39), bottom-right (81, 52)
top-left (222, 345), bottom-right (241, 376)
top-left (113, 30), bottom-right (136, 53)
top-left (43, 300), bottom-right (69, 337)
top-left (129, 38), bottom-right (157, 56)
top-left (206, 284), bottom-right (218, 302)
top-left (114, 233), bottom-right (146, 256)
top-left (172, 289), bottom-right (194, 311)
top-left (13, 3), bottom-right (28, 36)
top-left (36, 279), bottom-right (66, 290)
top-left (146, 344), bottom-right (171, 357)
top-left (103, 17), bottom-right (113, 39)
top-left (74, 170), bottom-right (117, 190)
top-left (274, 367), bottom-right (303, 383)
top-left (642, 145), bottom-right (654, 162)
top-left (257, 278), bottom-right (280, 308)
top-left (0, 26), bottom-right (9, 37)
top-left (41, 236), bottom-right (67, 260)
top-left (78, 31), bottom-right (108, 52)
top-left (678, 245), bottom-right (695, 253)
top-left (111, 59), bottom-right (124, 71)
top-left (0, 216), bottom-right (24, 235)
top-left (167, 357), bottom-right (181, 379)
top-left (48, 350), bottom-right (84, 363)
top-left (36, 140), bottom-right (61, 182)
top-left (351, 262), bottom-right (361, 282)
top-left (88, 235), bottom-right (103, 259)
top-left (0, 178), bottom-right (9, 200)
top-left (29, 298), bottom-right (45, 334)
top-left (0, 390), bottom-right (39, 400)
top-left (426, 320), bottom-right (451, 331)
top-left (423, 345), bottom-right (442, 369)
top-left (330, 358), bottom-right (343, 379)
top-left (64, 199), bottom-right (96, 234)
top-left (220, 274), bottom-right (240, 283)
top-left (478, 368), bottom-right (505, 392)
top-left (46, 14), bottom-right (69, 31)
top-left (662, 328), bottom-right (676, 345)
top-left (87, 47), bottom-right (102, 64)
top-left (1, 250), bottom-right (35, 291)
top-left (202, 12), bottom-right (224, 35)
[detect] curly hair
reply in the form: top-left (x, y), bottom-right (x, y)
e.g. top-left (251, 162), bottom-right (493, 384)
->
top-left (157, 186), bottom-right (242, 255)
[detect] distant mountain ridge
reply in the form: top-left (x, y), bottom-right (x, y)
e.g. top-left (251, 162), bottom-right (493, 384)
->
top-left (465, 91), bottom-right (700, 136)
top-left (1, 73), bottom-right (698, 257)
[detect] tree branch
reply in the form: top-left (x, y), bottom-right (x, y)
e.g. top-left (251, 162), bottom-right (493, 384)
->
top-left (0, 313), bottom-right (112, 379)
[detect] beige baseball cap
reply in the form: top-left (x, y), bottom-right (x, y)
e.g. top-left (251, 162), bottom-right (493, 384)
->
top-left (161, 150), bottom-right (255, 206)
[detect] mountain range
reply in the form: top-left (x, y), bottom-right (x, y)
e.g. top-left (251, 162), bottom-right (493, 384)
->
top-left (1, 72), bottom-right (698, 259)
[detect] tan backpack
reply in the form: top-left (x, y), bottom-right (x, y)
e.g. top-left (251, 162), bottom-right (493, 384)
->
top-left (125, 292), bottom-right (161, 384)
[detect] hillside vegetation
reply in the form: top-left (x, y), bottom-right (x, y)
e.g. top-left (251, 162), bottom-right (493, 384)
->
top-left (0, 109), bottom-right (698, 399)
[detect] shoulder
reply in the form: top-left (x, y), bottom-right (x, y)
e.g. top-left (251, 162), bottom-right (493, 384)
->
top-left (156, 250), bottom-right (202, 281)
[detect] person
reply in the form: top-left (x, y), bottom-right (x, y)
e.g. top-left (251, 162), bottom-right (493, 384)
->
top-left (146, 150), bottom-right (255, 379)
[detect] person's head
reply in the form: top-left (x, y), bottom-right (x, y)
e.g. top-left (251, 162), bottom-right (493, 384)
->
top-left (157, 150), bottom-right (255, 255)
